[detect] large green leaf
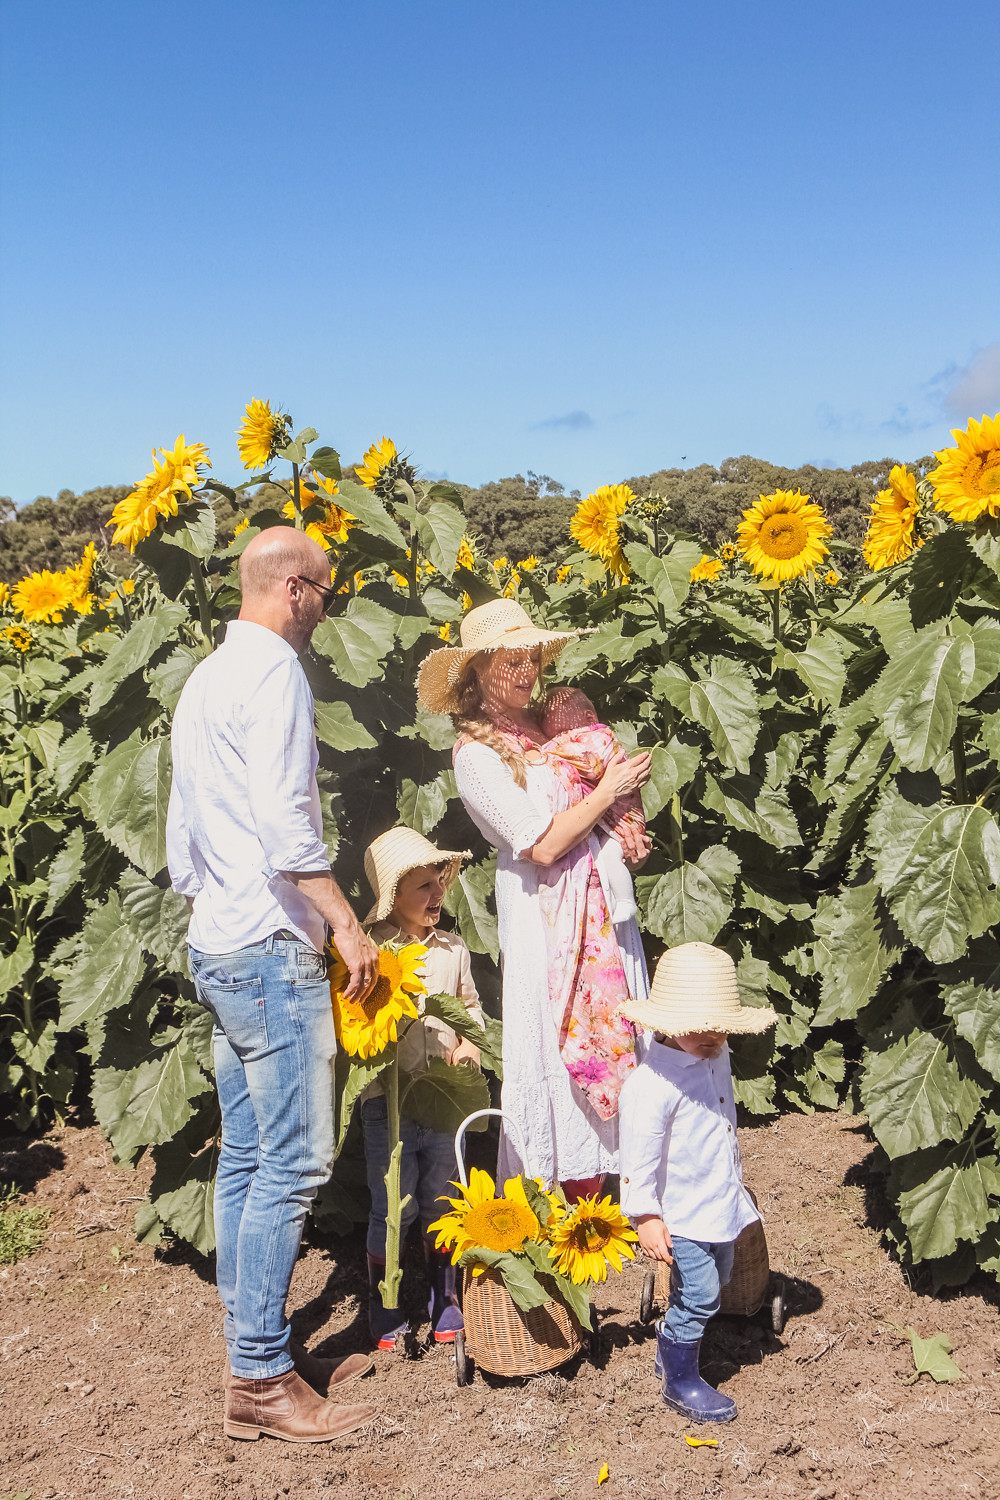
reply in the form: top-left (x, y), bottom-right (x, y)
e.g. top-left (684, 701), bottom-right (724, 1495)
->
top-left (423, 991), bottom-right (503, 1078)
top-left (778, 634), bottom-right (847, 707)
top-left (443, 855), bottom-right (499, 959)
top-left (655, 659), bottom-right (760, 772)
top-left (413, 498), bottom-right (466, 576)
top-left (93, 1038), bottom-right (213, 1164)
top-left (314, 698), bottom-right (378, 751)
top-left (942, 981), bottom-right (1000, 1081)
top-left (336, 478), bottom-right (408, 551)
top-left (623, 540), bottom-right (703, 616)
top-left (159, 504), bottom-right (218, 559)
top-left (955, 617), bottom-right (1000, 702)
top-left (81, 732), bottom-right (172, 878)
top-left (896, 1139), bottom-right (1000, 1261)
top-left (455, 1246), bottom-right (551, 1312)
top-left (57, 892), bottom-right (146, 1031)
top-left (641, 738), bottom-right (700, 820)
top-left (40, 825), bottom-right (85, 919)
top-left (312, 598), bottom-right (398, 688)
top-left (869, 789), bottom-right (1000, 962)
top-left (143, 1111), bottom-right (222, 1255)
top-left (400, 1055), bottom-right (491, 1134)
top-left (53, 726), bottom-right (95, 797)
top-left (874, 627), bottom-right (971, 771)
top-left (702, 772), bottom-right (801, 849)
top-left (860, 1029), bottom-right (983, 1158)
top-left (812, 881), bottom-right (900, 1025)
top-left (118, 868), bottom-right (191, 973)
top-left (397, 770), bottom-right (457, 835)
top-left (87, 602), bottom-right (188, 715)
top-left (644, 846), bottom-right (739, 945)
top-left (334, 1049), bottom-right (394, 1157)
top-left (0, 934), bottom-right (34, 1000)
top-left (147, 644), bottom-right (200, 713)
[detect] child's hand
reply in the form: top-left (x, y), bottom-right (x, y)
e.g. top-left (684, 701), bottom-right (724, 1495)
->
top-left (635, 1215), bottom-right (673, 1264)
top-left (450, 1038), bottom-right (481, 1068)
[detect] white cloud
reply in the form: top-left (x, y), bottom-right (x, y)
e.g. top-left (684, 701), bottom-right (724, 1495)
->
top-left (941, 343), bottom-right (1000, 421)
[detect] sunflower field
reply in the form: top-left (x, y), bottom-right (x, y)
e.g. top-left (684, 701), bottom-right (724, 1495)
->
top-left (4, 402), bottom-right (1000, 1289)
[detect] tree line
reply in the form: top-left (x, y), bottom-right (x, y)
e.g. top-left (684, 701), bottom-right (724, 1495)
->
top-left (0, 454), bottom-right (934, 581)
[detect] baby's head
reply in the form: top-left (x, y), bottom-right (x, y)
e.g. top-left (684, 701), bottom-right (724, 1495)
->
top-left (541, 685), bottom-right (598, 739)
top-left (364, 827), bottom-right (470, 933)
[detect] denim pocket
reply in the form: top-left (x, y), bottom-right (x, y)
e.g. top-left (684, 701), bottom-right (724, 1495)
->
top-left (292, 946), bottom-right (327, 984)
top-left (194, 971), bottom-right (268, 1055)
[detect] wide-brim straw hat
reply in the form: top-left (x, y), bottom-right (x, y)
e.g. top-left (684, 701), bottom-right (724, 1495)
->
top-left (415, 598), bottom-right (581, 716)
top-left (363, 826), bottom-right (471, 924)
top-left (620, 941), bottom-right (779, 1035)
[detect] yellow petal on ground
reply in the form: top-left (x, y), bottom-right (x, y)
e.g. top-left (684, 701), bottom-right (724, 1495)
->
top-left (597, 1462), bottom-right (610, 1485)
top-left (684, 1435), bottom-right (719, 1447)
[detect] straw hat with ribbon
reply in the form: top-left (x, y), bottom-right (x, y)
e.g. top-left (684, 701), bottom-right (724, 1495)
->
top-left (620, 942), bottom-right (778, 1036)
top-left (363, 826), bottom-right (471, 924)
top-left (415, 598), bottom-right (581, 716)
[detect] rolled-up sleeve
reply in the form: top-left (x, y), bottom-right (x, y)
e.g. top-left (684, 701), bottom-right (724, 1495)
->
top-left (243, 659), bottom-right (329, 876)
top-left (454, 742), bottom-right (552, 858)
top-left (619, 1074), bottom-right (673, 1223)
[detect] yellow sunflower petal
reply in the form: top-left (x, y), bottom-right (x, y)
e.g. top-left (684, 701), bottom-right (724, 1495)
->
top-left (570, 484), bottom-right (633, 579)
top-left (930, 413), bottom-right (1000, 523)
top-left (736, 489), bottom-right (832, 582)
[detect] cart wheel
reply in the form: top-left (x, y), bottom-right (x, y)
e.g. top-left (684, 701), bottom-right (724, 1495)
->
top-left (770, 1278), bottom-right (787, 1336)
top-left (640, 1268), bottom-right (657, 1325)
top-left (588, 1305), bottom-right (600, 1362)
top-left (455, 1330), bottom-right (472, 1386)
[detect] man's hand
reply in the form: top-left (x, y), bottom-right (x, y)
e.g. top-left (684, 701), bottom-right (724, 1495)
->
top-left (286, 870), bottom-right (378, 1000)
top-left (450, 1038), bottom-right (481, 1068)
top-left (635, 1214), bottom-right (673, 1264)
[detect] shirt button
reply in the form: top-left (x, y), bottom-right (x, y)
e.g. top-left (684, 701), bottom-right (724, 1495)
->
top-left (727, 1125), bottom-right (732, 1133)
top-left (623, 1176), bottom-right (629, 1184)
top-left (720, 1097), bottom-right (724, 1103)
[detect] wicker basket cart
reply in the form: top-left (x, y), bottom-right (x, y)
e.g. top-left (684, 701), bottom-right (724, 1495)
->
top-left (451, 1109), bottom-right (600, 1387)
top-left (638, 1190), bottom-right (786, 1335)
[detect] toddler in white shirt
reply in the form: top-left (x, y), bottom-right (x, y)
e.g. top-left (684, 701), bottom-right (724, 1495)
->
top-left (618, 942), bottom-right (778, 1424)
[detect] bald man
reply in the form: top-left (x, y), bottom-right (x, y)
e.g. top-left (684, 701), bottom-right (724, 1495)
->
top-left (166, 526), bottom-right (378, 1444)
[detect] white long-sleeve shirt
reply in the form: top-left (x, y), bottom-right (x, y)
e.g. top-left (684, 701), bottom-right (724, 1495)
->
top-left (618, 1039), bottom-right (759, 1244)
top-left (166, 620), bottom-right (330, 954)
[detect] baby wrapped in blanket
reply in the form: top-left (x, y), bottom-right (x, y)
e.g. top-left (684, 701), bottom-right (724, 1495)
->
top-left (540, 686), bottom-right (647, 924)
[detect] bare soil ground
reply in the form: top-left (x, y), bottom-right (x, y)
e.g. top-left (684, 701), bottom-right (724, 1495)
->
top-left (2, 1111), bottom-right (999, 1500)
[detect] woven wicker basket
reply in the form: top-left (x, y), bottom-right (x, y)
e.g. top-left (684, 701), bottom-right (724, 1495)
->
top-left (462, 1266), bottom-right (586, 1376)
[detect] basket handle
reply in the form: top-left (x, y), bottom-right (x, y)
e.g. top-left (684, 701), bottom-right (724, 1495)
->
top-left (453, 1108), bottom-right (530, 1187)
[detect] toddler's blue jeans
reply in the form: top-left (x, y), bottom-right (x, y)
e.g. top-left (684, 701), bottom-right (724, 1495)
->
top-left (361, 1096), bottom-right (457, 1256)
top-left (189, 935), bottom-right (336, 1379)
top-left (660, 1235), bottom-right (737, 1343)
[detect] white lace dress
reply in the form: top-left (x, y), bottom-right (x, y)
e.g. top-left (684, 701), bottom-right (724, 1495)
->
top-left (454, 740), bottom-right (650, 1185)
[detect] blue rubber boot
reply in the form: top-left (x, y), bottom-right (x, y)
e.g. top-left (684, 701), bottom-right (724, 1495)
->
top-left (367, 1255), bottom-right (410, 1351)
top-left (427, 1251), bottom-right (464, 1343)
top-left (656, 1330), bottom-right (737, 1423)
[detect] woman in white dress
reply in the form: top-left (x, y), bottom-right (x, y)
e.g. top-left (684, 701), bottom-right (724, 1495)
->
top-left (416, 599), bottom-right (652, 1198)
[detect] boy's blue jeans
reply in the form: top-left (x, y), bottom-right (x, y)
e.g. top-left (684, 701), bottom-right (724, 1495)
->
top-left (360, 1096), bottom-right (457, 1257)
top-left (660, 1236), bottom-right (736, 1344)
top-left (189, 936), bottom-right (336, 1379)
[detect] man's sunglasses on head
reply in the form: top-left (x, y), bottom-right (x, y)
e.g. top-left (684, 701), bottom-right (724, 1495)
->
top-left (296, 575), bottom-right (337, 614)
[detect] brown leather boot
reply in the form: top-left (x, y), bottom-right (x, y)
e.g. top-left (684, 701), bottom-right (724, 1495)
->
top-left (289, 1339), bottom-right (374, 1394)
top-left (224, 1368), bottom-right (373, 1443)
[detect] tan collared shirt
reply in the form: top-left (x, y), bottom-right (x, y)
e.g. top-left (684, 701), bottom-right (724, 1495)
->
top-left (363, 922), bottom-right (484, 1095)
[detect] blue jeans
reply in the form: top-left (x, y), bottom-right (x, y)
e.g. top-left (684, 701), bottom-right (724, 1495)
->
top-left (360, 1096), bottom-right (458, 1258)
top-left (189, 936), bottom-right (336, 1379)
top-left (661, 1236), bottom-right (736, 1344)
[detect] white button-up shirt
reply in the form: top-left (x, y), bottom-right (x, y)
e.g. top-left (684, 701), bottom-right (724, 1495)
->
top-left (166, 620), bottom-right (330, 955)
top-left (618, 1039), bottom-right (759, 1244)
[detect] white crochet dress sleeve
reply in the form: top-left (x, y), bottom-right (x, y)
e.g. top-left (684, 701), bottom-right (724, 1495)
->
top-left (452, 740), bottom-right (552, 858)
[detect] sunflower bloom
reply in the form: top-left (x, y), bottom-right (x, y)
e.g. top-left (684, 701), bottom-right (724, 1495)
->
top-left (64, 541), bottom-right (98, 615)
top-left (519, 555), bottom-right (539, 572)
top-left (237, 398), bottom-right (288, 471)
top-left (737, 489), bottom-right (832, 582)
top-left (328, 942), bottom-right (426, 1059)
top-left (571, 484), bottom-right (633, 579)
top-left (557, 564), bottom-right (572, 582)
top-left (824, 569), bottom-right (841, 586)
top-left (456, 536), bottom-right (476, 571)
top-left (861, 465), bottom-right (920, 570)
top-left (233, 517), bottom-right (250, 537)
top-left (281, 495), bottom-right (354, 549)
top-left (930, 412), bottom-right (1000, 523)
top-left (0, 583), bottom-right (9, 609)
top-left (721, 542), bottom-right (737, 561)
top-left (438, 622), bottom-right (451, 642)
top-left (12, 569), bottom-right (74, 623)
top-left (3, 624), bottom-right (32, 652)
top-left (690, 555), bottom-right (722, 582)
top-left (427, 1170), bottom-right (540, 1266)
top-left (547, 1194), bottom-right (638, 1284)
top-left (356, 436), bottom-right (417, 501)
top-left (110, 435), bottom-right (211, 551)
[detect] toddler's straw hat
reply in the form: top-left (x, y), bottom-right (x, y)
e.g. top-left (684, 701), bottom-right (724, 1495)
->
top-left (415, 598), bottom-right (580, 716)
top-left (363, 826), bottom-right (470, 924)
top-left (620, 942), bottom-right (779, 1036)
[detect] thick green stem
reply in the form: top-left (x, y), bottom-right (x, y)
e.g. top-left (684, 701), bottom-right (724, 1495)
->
top-left (953, 720), bottom-right (968, 804)
top-left (189, 557), bottom-right (213, 645)
top-left (379, 1055), bottom-right (412, 1311)
top-left (770, 588), bottom-right (781, 643)
top-left (291, 462), bottom-right (302, 520)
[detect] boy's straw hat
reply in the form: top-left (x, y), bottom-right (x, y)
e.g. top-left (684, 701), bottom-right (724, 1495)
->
top-left (620, 942), bottom-right (779, 1035)
top-left (363, 826), bottom-right (470, 923)
top-left (415, 598), bottom-right (580, 716)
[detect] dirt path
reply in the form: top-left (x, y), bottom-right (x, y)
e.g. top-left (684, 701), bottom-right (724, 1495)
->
top-left (1, 1111), bottom-right (998, 1500)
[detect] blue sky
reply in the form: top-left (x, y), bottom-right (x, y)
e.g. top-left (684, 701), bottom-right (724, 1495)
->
top-left (1, 0), bottom-right (998, 506)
